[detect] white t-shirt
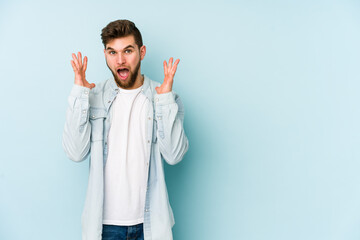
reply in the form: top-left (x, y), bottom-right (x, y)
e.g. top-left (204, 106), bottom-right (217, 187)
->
top-left (103, 85), bottom-right (151, 226)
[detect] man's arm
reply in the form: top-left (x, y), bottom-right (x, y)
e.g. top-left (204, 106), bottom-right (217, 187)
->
top-left (155, 57), bottom-right (189, 165)
top-left (62, 52), bottom-right (95, 162)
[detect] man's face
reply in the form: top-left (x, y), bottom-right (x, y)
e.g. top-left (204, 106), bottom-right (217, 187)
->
top-left (104, 35), bottom-right (146, 89)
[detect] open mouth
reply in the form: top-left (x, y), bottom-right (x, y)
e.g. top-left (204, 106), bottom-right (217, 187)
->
top-left (117, 67), bottom-right (130, 80)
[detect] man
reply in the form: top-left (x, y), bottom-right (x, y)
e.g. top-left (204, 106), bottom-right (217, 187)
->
top-left (62, 19), bottom-right (189, 240)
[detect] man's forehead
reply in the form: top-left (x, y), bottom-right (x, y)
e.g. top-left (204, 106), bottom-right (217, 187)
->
top-left (106, 35), bottom-right (137, 50)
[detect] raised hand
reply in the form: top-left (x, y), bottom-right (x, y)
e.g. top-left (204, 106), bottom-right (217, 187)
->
top-left (155, 57), bottom-right (180, 94)
top-left (70, 52), bottom-right (95, 89)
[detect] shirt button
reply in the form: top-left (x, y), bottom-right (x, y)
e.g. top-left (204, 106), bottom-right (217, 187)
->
top-left (108, 100), bottom-right (111, 103)
top-left (92, 115), bottom-right (95, 118)
top-left (148, 117), bottom-right (151, 120)
top-left (84, 91), bottom-right (89, 95)
top-left (157, 116), bottom-right (162, 120)
top-left (82, 110), bottom-right (86, 114)
top-left (147, 140), bottom-right (150, 143)
top-left (145, 209), bottom-right (149, 212)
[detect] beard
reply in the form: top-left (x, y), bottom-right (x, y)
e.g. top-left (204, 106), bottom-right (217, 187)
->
top-left (107, 60), bottom-right (141, 89)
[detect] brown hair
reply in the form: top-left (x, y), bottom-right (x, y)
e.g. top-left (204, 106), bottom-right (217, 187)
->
top-left (101, 19), bottom-right (143, 49)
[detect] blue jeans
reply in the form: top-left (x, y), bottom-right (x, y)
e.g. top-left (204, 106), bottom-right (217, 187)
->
top-left (102, 223), bottom-right (144, 240)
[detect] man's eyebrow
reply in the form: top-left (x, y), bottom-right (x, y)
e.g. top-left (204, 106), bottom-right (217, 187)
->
top-left (123, 45), bottom-right (135, 49)
top-left (106, 45), bottom-right (135, 51)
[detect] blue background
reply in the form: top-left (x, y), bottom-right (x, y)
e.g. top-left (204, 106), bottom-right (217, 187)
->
top-left (1, 0), bottom-right (360, 239)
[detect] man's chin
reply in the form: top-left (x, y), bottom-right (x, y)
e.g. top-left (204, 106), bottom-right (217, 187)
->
top-left (114, 75), bottom-right (135, 89)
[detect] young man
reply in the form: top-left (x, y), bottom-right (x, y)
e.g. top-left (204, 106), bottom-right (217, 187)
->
top-left (62, 19), bottom-right (189, 240)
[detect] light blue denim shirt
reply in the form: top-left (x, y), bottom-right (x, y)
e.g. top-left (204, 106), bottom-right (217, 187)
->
top-left (62, 75), bottom-right (189, 240)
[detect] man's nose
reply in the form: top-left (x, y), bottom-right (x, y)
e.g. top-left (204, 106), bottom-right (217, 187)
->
top-left (117, 53), bottom-right (126, 64)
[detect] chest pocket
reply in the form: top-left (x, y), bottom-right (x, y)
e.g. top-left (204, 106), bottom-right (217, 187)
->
top-left (89, 107), bottom-right (107, 142)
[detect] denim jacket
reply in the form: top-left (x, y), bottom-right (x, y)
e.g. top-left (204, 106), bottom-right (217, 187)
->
top-left (62, 75), bottom-right (189, 240)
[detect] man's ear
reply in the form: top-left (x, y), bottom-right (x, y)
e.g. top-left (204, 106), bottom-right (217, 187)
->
top-left (140, 45), bottom-right (146, 60)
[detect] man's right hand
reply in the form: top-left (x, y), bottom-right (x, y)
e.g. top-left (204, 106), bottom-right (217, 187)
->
top-left (71, 52), bottom-right (95, 89)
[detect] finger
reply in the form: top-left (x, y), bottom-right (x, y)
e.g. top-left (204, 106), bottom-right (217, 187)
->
top-left (172, 59), bottom-right (180, 70)
top-left (171, 59), bottom-right (180, 74)
top-left (174, 58), bottom-right (180, 66)
top-left (72, 53), bottom-right (79, 69)
top-left (163, 60), bottom-right (167, 75)
top-left (70, 60), bottom-right (77, 71)
top-left (89, 83), bottom-right (96, 89)
top-left (78, 52), bottom-right (82, 67)
top-left (168, 57), bottom-right (173, 69)
top-left (83, 56), bottom-right (88, 72)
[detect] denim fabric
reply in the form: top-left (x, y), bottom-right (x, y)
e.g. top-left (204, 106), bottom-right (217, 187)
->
top-left (63, 75), bottom-right (189, 240)
top-left (102, 224), bottom-right (144, 240)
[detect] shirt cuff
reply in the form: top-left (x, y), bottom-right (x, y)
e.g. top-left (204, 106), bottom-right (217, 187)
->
top-left (70, 84), bottom-right (91, 99)
top-left (154, 92), bottom-right (176, 106)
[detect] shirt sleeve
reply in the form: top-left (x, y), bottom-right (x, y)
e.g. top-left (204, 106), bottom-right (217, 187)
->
top-left (62, 84), bottom-right (92, 162)
top-left (154, 91), bottom-right (189, 165)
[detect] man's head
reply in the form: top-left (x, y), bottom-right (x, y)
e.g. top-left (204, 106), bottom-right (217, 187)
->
top-left (101, 19), bottom-right (143, 49)
top-left (101, 20), bottom-right (145, 89)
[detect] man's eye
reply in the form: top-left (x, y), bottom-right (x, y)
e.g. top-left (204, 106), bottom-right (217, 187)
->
top-left (125, 50), bottom-right (132, 54)
top-left (110, 51), bottom-right (116, 55)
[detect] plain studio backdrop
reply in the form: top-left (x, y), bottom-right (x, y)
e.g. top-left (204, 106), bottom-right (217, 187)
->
top-left (1, 0), bottom-right (360, 239)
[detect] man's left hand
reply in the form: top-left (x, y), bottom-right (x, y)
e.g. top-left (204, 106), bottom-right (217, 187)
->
top-left (155, 57), bottom-right (180, 94)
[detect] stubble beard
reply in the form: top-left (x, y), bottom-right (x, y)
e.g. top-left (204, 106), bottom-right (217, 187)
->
top-left (108, 60), bottom-right (141, 89)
